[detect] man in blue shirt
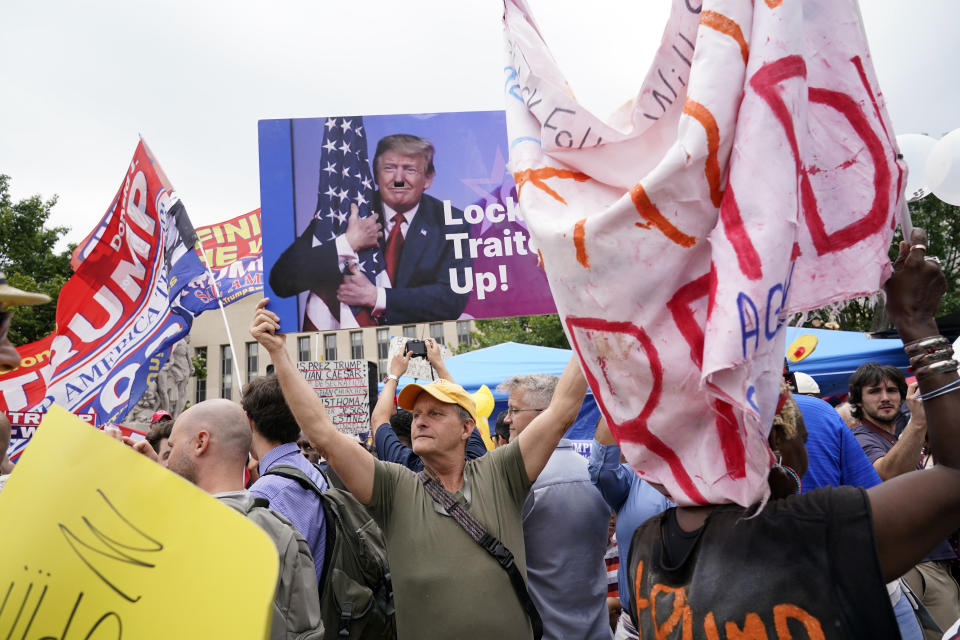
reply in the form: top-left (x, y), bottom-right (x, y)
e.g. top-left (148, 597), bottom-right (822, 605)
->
top-left (795, 392), bottom-right (881, 491)
top-left (244, 373), bottom-right (327, 583)
top-left (503, 372), bottom-right (613, 640)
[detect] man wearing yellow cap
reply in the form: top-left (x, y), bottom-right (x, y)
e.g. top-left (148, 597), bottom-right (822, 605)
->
top-left (251, 299), bottom-right (587, 640)
top-left (370, 339), bottom-right (488, 472)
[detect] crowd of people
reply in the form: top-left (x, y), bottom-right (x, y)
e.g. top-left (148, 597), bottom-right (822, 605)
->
top-left (1, 228), bottom-right (959, 639)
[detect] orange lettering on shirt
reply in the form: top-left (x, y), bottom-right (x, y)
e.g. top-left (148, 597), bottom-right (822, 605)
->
top-left (704, 612), bottom-right (722, 640)
top-left (726, 612), bottom-right (769, 639)
top-left (773, 604), bottom-right (825, 640)
top-left (635, 561), bottom-right (650, 612)
top-left (651, 584), bottom-right (693, 640)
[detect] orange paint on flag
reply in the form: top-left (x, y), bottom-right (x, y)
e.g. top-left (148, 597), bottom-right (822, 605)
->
top-left (765, 0), bottom-right (783, 7)
top-left (629, 184), bottom-right (697, 248)
top-left (513, 167), bottom-right (590, 205)
top-left (573, 219), bottom-right (590, 268)
top-left (682, 100), bottom-right (724, 208)
top-left (701, 11), bottom-right (750, 65)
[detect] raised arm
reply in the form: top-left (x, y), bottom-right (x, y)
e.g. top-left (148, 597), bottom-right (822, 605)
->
top-left (371, 351), bottom-right (412, 435)
top-left (871, 382), bottom-right (926, 480)
top-left (424, 338), bottom-right (452, 381)
top-left (250, 298), bottom-right (375, 504)
top-left (867, 230), bottom-right (960, 581)
top-left (517, 356), bottom-right (587, 482)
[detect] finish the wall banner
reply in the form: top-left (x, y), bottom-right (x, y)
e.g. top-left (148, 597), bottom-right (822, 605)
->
top-left (504, 0), bottom-right (903, 507)
top-left (259, 110), bottom-right (557, 333)
top-left (0, 141), bottom-right (205, 429)
top-left (180, 209), bottom-right (264, 314)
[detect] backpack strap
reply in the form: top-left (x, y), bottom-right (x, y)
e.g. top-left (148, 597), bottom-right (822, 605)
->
top-left (262, 464), bottom-right (327, 497)
top-left (252, 496), bottom-right (271, 509)
top-left (417, 470), bottom-right (543, 640)
top-left (261, 463), bottom-right (339, 593)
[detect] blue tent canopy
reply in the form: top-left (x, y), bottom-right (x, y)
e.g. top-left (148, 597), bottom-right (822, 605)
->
top-left (394, 342), bottom-right (600, 440)
top-left (389, 331), bottom-right (908, 440)
top-left (784, 327), bottom-right (908, 397)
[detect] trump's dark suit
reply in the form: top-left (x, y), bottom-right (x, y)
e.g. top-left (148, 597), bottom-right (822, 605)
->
top-left (269, 193), bottom-right (471, 326)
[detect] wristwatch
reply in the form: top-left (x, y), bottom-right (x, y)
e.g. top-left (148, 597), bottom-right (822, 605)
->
top-left (385, 374), bottom-right (400, 383)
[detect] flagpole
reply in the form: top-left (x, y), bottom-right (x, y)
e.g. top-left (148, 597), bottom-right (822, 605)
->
top-left (196, 240), bottom-right (245, 396)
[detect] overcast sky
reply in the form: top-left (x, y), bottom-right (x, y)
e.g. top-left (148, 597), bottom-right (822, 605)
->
top-left (1, 1), bottom-right (955, 249)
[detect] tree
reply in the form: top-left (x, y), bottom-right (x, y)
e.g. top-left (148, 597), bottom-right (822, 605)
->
top-left (798, 195), bottom-right (960, 332)
top-left (0, 175), bottom-right (73, 345)
top-left (461, 314), bottom-right (570, 353)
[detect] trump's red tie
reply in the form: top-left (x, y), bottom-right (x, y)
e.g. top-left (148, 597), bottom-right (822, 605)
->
top-left (385, 213), bottom-right (405, 284)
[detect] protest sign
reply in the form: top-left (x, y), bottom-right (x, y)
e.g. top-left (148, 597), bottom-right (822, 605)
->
top-left (0, 405), bottom-right (277, 637)
top-left (296, 360), bottom-right (371, 435)
top-left (386, 336), bottom-right (451, 381)
top-left (0, 141), bottom-right (206, 427)
top-left (259, 111), bottom-right (557, 332)
top-left (196, 209), bottom-right (262, 268)
top-left (180, 210), bottom-right (264, 314)
top-left (503, 0), bottom-right (903, 506)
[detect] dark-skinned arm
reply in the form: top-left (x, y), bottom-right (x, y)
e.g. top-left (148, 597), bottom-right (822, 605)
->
top-left (867, 229), bottom-right (960, 581)
top-left (250, 298), bottom-right (376, 504)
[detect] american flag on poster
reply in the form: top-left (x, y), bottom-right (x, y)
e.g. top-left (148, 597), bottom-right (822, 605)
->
top-left (503, 0), bottom-right (903, 507)
top-left (304, 116), bottom-right (382, 326)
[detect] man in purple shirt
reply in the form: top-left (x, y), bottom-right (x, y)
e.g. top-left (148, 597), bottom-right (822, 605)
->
top-left (244, 373), bottom-right (327, 582)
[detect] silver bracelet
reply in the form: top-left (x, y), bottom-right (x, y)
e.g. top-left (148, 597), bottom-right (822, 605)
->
top-left (919, 378), bottom-right (960, 401)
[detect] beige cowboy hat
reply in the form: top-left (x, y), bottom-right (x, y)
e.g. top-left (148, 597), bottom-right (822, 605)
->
top-left (0, 273), bottom-right (51, 311)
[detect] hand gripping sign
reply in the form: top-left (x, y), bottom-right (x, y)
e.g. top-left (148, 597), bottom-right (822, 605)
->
top-left (503, 0), bottom-right (904, 506)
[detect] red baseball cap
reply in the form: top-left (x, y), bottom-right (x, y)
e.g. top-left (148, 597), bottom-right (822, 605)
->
top-left (151, 410), bottom-right (173, 422)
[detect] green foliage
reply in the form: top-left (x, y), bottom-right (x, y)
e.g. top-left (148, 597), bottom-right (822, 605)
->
top-left (191, 350), bottom-right (207, 380)
top-left (460, 314), bottom-right (570, 353)
top-left (893, 197), bottom-right (960, 316)
top-left (0, 175), bottom-right (73, 345)
top-left (799, 196), bottom-right (960, 332)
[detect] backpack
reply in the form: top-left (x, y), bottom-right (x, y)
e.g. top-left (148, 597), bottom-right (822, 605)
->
top-left (222, 492), bottom-right (325, 640)
top-left (262, 463), bottom-right (396, 640)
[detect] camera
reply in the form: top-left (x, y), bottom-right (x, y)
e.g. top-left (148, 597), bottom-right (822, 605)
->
top-left (404, 339), bottom-right (428, 359)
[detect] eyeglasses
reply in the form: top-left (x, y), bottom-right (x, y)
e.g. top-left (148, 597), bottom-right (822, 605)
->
top-left (506, 407), bottom-right (546, 417)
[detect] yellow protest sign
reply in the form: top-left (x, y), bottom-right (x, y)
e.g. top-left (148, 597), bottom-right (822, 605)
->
top-left (0, 405), bottom-right (278, 638)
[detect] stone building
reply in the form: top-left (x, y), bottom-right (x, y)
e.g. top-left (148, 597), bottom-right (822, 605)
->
top-left (186, 295), bottom-right (474, 404)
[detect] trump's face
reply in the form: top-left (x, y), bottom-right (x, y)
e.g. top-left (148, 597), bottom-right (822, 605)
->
top-left (376, 150), bottom-right (433, 215)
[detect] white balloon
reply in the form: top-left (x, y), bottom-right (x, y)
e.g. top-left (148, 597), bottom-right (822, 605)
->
top-left (896, 133), bottom-right (938, 201)
top-left (926, 128), bottom-right (960, 206)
